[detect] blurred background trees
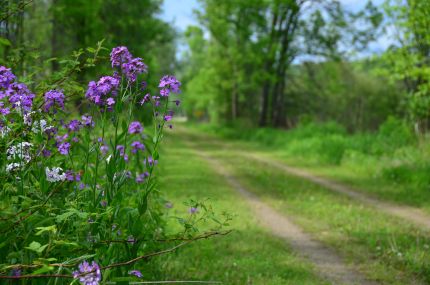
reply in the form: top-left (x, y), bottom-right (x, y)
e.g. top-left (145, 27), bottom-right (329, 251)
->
top-left (179, 0), bottom-right (419, 132)
top-left (0, 0), bottom-right (175, 79)
top-left (2, 0), bottom-right (430, 133)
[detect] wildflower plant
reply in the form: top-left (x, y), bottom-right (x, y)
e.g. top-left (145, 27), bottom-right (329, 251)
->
top-left (0, 46), bottom-right (230, 284)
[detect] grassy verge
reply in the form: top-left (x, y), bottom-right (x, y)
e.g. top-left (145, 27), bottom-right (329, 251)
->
top-left (177, 129), bottom-right (430, 284)
top-left (155, 134), bottom-right (329, 285)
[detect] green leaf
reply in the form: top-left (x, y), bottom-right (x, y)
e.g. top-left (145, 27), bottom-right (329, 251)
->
top-left (138, 192), bottom-right (149, 216)
top-left (32, 265), bottom-right (54, 275)
top-left (25, 241), bottom-right (48, 254)
top-left (35, 225), bottom-right (57, 236)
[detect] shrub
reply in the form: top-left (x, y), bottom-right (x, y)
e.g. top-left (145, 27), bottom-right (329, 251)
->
top-left (0, 47), bottom-right (228, 284)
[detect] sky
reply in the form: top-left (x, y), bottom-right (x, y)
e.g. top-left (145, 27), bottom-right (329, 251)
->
top-left (160, 0), bottom-right (391, 58)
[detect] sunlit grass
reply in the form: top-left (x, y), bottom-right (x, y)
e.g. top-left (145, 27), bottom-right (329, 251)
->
top-left (176, 127), bottom-right (430, 284)
top-left (155, 135), bottom-right (329, 285)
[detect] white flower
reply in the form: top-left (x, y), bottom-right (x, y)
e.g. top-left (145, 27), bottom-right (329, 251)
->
top-left (6, 163), bottom-right (20, 172)
top-left (32, 119), bottom-right (54, 133)
top-left (45, 167), bottom-right (66, 183)
top-left (24, 111), bottom-right (35, 125)
top-left (106, 155), bottom-right (112, 163)
top-left (0, 126), bottom-right (10, 138)
top-left (7, 142), bottom-right (33, 163)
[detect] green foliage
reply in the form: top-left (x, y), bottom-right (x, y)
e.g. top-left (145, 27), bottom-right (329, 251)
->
top-left (381, 0), bottom-right (430, 131)
top-left (181, 0), bottom-right (387, 129)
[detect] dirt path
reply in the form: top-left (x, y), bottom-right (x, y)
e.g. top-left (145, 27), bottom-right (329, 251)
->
top-left (241, 152), bottom-right (430, 231)
top-left (188, 144), bottom-right (379, 285)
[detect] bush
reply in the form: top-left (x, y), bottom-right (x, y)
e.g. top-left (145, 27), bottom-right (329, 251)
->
top-left (0, 47), bottom-right (227, 284)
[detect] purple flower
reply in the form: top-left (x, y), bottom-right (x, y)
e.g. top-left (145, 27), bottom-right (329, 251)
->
top-left (189, 207), bottom-right (198, 214)
top-left (0, 66), bottom-right (16, 89)
top-left (67, 120), bottom-right (82, 132)
top-left (73, 261), bottom-right (101, 285)
top-left (7, 82), bottom-right (35, 113)
top-left (158, 75), bottom-right (181, 95)
top-left (43, 90), bottom-right (65, 113)
top-left (79, 183), bottom-right (85, 190)
top-left (129, 270), bottom-right (143, 278)
top-left (128, 121), bottom-right (143, 134)
top-left (164, 115), bottom-right (172, 122)
top-left (42, 149), bottom-right (51, 157)
top-left (100, 145), bottom-right (109, 155)
top-left (0, 107), bottom-right (10, 115)
top-left (106, 97), bottom-right (115, 106)
top-left (141, 81), bottom-right (147, 90)
top-left (160, 88), bottom-right (170, 97)
top-left (136, 172), bottom-right (149, 183)
top-left (131, 141), bottom-right (145, 154)
top-left (139, 94), bottom-right (151, 105)
top-left (110, 46), bottom-right (132, 68)
top-left (66, 170), bottom-right (80, 181)
top-left (174, 99), bottom-right (181, 106)
top-left (55, 133), bottom-right (68, 143)
top-left (122, 57), bottom-right (147, 82)
top-left (144, 157), bottom-right (157, 166)
top-left (100, 200), bottom-right (107, 207)
top-left (165, 202), bottom-right (173, 209)
top-left (65, 170), bottom-right (75, 181)
top-left (82, 115), bottom-right (95, 127)
top-left (58, 142), bottom-right (71, 155)
top-left (86, 76), bottom-right (119, 108)
top-left (116, 145), bottom-right (125, 156)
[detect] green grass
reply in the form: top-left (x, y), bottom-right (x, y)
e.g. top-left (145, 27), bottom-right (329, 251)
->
top-left (174, 127), bottom-right (430, 284)
top-left (155, 136), bottom-right (328, 285)
top-left (188, 119), bottom-right (430, 212)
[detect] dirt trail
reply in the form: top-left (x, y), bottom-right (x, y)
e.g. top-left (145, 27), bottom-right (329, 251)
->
top-left (242, 152), bottom-right (430, 231)
top-left (189, 145), bottom-right (379, 285)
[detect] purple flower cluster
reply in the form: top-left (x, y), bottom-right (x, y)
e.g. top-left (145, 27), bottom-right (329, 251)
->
top-left (86, 76), bottom-right (119, 108)
top-left (58, 142), bottom-right (71, 155)
top-left (0, 78), bottom-right (35, 115)
top-left (144, 156), bottom-right (157, 167)
top-left (116, 145), bottom-right (129, 162)
top-left (43, 90), bottom-right (65, 113)
top-left (158, 75), bottom-right (181, 97)
top-left (110, 46), bottom-right (147, 82)
top-left (67, 120), bottom-right (82, 132)
top-left (66, 170), bottom-right (81, 182)
top-left (73, 261), bottom-right (101, 285)
top-left (131, 141), bottom-right (145, 154)
top-left (110, 46), bottom-right (132, 67)
top-left (0, 66), bottom-right (15, 89)
top-left (136, 172), bottom-right (149, 183)
top-left (128, 121), bottom-right (143, 134)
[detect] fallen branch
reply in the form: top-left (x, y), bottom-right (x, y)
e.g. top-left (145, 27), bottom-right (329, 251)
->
top-left (0, 230), bottom-right (232, 280)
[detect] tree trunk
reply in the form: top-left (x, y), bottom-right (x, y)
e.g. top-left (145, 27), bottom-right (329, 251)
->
top-left (259, 5), bottom-right (279, 127)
